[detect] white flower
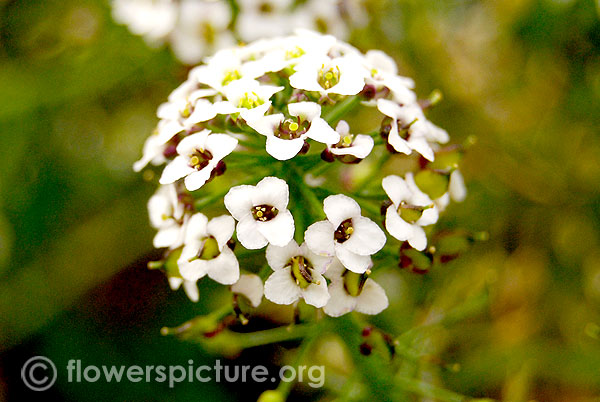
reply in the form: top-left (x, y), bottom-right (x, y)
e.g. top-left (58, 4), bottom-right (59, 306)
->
top-left (247, 101), bottom-right (339, 160)
top-left (148, 184), bottom-right (186, 249)
top-left (112, 0), bottom-right (177, 44)
top-left (177, 213), bottom-right (239, 285)
top-left (382, 174), bottom-right (439, 251)
top-left (156, 84), bottom-right (219, 145)
top-left (231, 274), bottom-right (264, 308)
top-left (323, 259), bottom-right (388, 317)
top-left (377, 98), bottom-right (439, 161)
top-left (305, 194), bottom-right (386, 273)
top-left (289, 53), bottom-right (367, 96)
top-left (224, 177), bottom-right (295, 249)
top-left (168, 276), bottom-right (200, 302)
top-left (296, 0), bottom-right (349, 40)
top-left (133, 132), bottom-right (167, 172)
top-left (170, 0), bottom-right (234, 65)
top-left (159, 129), bottom-right (238, 191)
top-left (236, 0), bottom-right (295, 42)
top-left (326, 120), bottom-right (374, 163)
top-left (218, 79), bottom-right (284, 122)
top-left (264, 240), bottom-right (331, 307)
top-left (364, 50), bottom-right (416, 105)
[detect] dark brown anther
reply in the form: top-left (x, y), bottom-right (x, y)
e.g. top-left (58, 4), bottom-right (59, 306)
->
top-left (215, 160), bottom-right (226, 176)
top-left (359, 342), bottom-right (372, 356)
top-left (334, 218), bottom-right (354, 243)
top-left (299, 140), bottom-right (310, 155)
top-left (251, 204), bottom-right (279, 222)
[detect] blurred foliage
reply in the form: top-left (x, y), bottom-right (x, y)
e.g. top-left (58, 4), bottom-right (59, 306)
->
top-left (1, 0), bottom-right (600, 401)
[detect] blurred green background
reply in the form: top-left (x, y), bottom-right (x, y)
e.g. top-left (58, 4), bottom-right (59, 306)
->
top-left (1, 0), bottom-right (599, 400)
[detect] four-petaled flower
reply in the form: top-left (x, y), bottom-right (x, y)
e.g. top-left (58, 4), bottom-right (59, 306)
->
top-left (264, 240), bottom-right (331, 307)
top-left (324, 120), bottom-right (374, 163)
top-left (247, 101), bottom-right (339, 160)
top-left (147, 184), bottom-right (186, 249)
top-left (224, 177), bottom-right (295, 249)
top-left (305, 194), bottom-right (386, 273)
top-left (323, 259), bottom-right (389, 317)
top-left (178, 213), bottom-right (240, 285)
top-left (382, 174), bottom-right (439, 251)
top-left (159, 129), bottom-right (238, 191)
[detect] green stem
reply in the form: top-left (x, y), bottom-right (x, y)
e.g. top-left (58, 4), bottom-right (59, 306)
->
top-left (234, 323), bottom-right (315, 349)
top-left (323, 96), bottom-right (363, 125)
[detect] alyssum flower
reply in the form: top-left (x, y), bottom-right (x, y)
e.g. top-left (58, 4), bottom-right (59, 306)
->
top-left (178, 213), bottom-right (239, 285)
top-left (323, 259), bottom-right (389, 317)
top-left (382, 174), bottom-right (439, 251)
top-left (147, 184), bottom-right (186, 249)
top-left (224, 177), bottom-right (295, 249)
top-left (159, 129), bottom-right (238, 191)
top-left (305, 194), bottom-right (386, 273)
top-left (264, 240), bottom-right (331, 308)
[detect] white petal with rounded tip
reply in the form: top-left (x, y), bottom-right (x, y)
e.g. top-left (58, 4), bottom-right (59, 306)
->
top-left (264, 267), bottom-right (302, 305)
top-left (289, 68), bottom-right (322, 92)
top-left (300, 244), bottom-right (333, 274)
top-left (236, 216), bottom-right (268, 249)
top-left (417, 207), bottom-right (439, 227)
top-left (206, 133), bottom-right (238, 161)
top-left (187, 99), bottom-right (217, 123)
top-left (168, 276), bottom-right (182, 291)
top-left (408, 225), bottom-right (427, 251)
top-left (184, 213), bottom-right (209, 244)
top-left (153, 225), bottom-right (181, 248)
top-left (224, 185), bottom-right (254, 220)
top-left (265, 136), bottom-right (304, 160)
top-left (159, 156), bottom-right (195, 185)
top-left (387, 123), bottom-right (412, 155)
top-left (330, 57), bottom-right (367, 96)
top-left (335, 245), bottom-right (372, 273)
top-left (266, 240), bottom-right (300, 271)
top-left (377, 98), bottom-right (401, 119)
top-left (182, 280), bottom-right (199, 302)
top-left (176, 130), bottom-right (210, 155)
top-left (305, 221), bottom-right (335, 256)
top-left (366, 50), bottom-right (398, 74)
top-left (302, 273), bottom-right (330, 308)
top-left (323, 281), bottom-right (357, 317)
top-left (323, 194), bottom-right (361, 227)
top-left (343, 216), bottom-right (386, 255)
top-left (355, 279), bottom-right (388, 315)
top-left (323, 258), bottom-right (345, 281)
top-left (252, 176), bottom-right (289, 209)
top-left (206, 248), bottom-right (239, 285)
top-left (305, 118), bottom-right (340, 145)
top-left (184, 167), bottom-right (213, 191)
top-left (404, 173), bottom-right (434, 206)
top-left (247, 113), bottom-right (283, 137)
top-left (330, 134), bottom-right (374, 158)
top-left (382, 175), bottom-right (411, 207)
top-left (257, 210), bottom-right (295, 247)
top-left (449, 170), bottom-right (467, 202)
top-left (288, 101), bottom-right (321, 121)
top-left (179, 259), bottom-right (208, 282)
top-left (385, 206), bottom-right (412, 242)
top-left (207, 215), bottom-right (235, 250)
top-left (231, 274), bottom-right (264, 308)
top-left (408, 136), bottom-right (434, 162)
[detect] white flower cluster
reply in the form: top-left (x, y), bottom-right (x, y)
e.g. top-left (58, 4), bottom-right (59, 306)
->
top-left (112, 0), bottom-right (367, 64)
top-left (136, 31), bottom-right (464, 317)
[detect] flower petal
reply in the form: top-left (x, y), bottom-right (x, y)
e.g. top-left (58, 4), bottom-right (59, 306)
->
top-left (335, 245), bottom-right (372, 273)
top-left (301, 272), bottom-right (330, 308)
top-left (207, 215), bottom-right (235, 250)
top-left (288, 101), bottom-right (321, 122)
top-left (179, 259), bottom-right (208, 281)
top-left (159, 156), bottom-right (195, 185)
top-left (257, 210), bottom-right (295, 247)
top-left (264, 267), bottom-right (302, 305)
top-left (266, 240), bottom-right (300, 271)
top-left (305, 221), bottom-right (335, 256)
top-left (382, 175), bottom-right (411, 207)
top-left (184, 213), bottom-right (209, 244)
top-left (206, 248), bottom-right (239, 285)
top-left (343, 216), bottom-right (386, 255)
top-left (231, 274), bottom-right (264, 308)
top-left (355, 279), bottom-right (388, 315)
top-left (182, 280), bottom-right (200, 302)
top-left (224, 184), bottom-right (254, 220)
top-left (206, 133), bottom-right (239, 161)
top-left (408, 225), bottom-right (427, 251)
top-left (385, 206), bottom-right (413, 242)
top-left (265, 135), bottom-right (304, 160)
top-left (323, 194), bottom-right (361, 227)
top-left (252, 176), bottom-right (290, 209)
top-left (323, 281), bottom-right (357, 317)
top-left (305, 118), bottom-right (340, 145)
top-left (184, 167), bottom-right (213, 191)
top-left (236, 216), bottom-right (268, 249)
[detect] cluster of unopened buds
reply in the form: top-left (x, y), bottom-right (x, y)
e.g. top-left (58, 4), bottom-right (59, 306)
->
top-left (112, 0), bottom-right (366, 64)
top-left (136, 30), bottom-right (467, 322)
